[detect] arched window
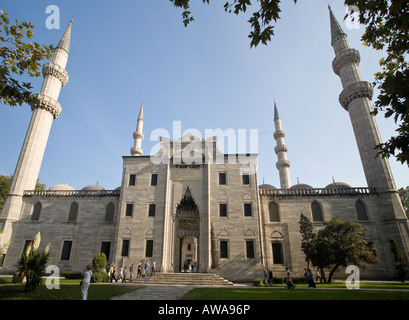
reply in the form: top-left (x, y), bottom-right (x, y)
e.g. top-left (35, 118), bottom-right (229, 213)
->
top-left (68, 202), bottom-right (78, 221)
top-left (355, 200), bottom-right (368, 221)
top-left (31, 202), bottom-right (42, 221)
top-left (105, 202), bottom-right (115, 222)
top-left (269, 202), bottom-right (280, 222)
top-left (311, 201), bottom-right (323, 221)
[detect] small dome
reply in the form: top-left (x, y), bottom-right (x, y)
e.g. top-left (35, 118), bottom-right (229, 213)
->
top-left (81, 184), bottom-right (105, 191)
top-left (290, 183), bottom-right (314, 189)
top-left (325, 181), bottom-right (352, 189)
top-left (49, 183), bottom-right (75, 191)
top-left (259, 184), bottom-right (277, 190)
top-left (114, 186), bottom-right (121, 191)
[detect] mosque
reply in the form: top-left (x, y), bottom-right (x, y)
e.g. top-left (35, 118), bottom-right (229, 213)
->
top-left (0, 8), bottom-right (408, 282)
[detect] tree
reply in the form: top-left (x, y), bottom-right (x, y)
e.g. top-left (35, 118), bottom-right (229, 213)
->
top-left (344, 0), bottom-right (409, 165)
top-left (0, 10), bottom-right (54, 107)
top-left (316, 217), bottom-right (378, 283)
top-left (15, 232), bottom-right (50, 292)
top-left (389, 237), bottom-right (409, 283)
top-left (170, 1), bottom-right (409, 165)
top-left (169, 0), bottom-right (297, 48)
top-left (298, 213), bottom-right (315, 269)
top-left (92, 252), bottom-right (109, 283)
top-left (0, 174), bottom-right (46, 212)
top-left (398, 186), bottom-right (409, 218)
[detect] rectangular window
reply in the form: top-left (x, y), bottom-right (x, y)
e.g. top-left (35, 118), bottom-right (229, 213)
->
top-left (129, 174), bottom-right (136, 186)
top-left (246, 240), bottom-right (255, 259)
top-left (219, 203), bottom-right (227, 217)
top-left (61, 241), bottom-right (73, 261)
top-left (244, 203), bottom-right (252, 217)
top-left (148, 204), bottom-right (156, 217)
top-left (121, 240), bottom-right (130, 257)
top-left (242, 173), bottom-right (250, 185)
top-left (151, 174), bottom-right (158, 186)
top-left (145, 240), bottom-right (153, 257)
top-left (220, 240), bottom-right (228, 259)
top-left (100, 241), bottom-right (111, 261)
top-left (125, 203), bottom-right (133, 217)
top-left (272, 243), bottom-right (284, 264)
top-left (219, 172), bottom-right (226, 185)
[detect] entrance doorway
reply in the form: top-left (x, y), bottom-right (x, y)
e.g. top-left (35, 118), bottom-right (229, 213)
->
top-left (174, 187), bottom-right (200, 272)
top-left (180, 235), bottom-right (198, 272)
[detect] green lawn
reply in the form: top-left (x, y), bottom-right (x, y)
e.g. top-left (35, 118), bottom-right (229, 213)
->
top-left (181, 287), bottom-right (409, 300)
top-left (0, 279), bottom-right (141, 300)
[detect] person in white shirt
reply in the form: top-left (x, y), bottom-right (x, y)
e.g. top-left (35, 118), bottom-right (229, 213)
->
top-left (81, 265), bottom-right (93, 300)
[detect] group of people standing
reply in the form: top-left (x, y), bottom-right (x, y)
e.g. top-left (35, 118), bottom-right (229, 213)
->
top-left (284, 267), bottom-right (319, 289)
top-left (108, 260), bottom-right (156, 283)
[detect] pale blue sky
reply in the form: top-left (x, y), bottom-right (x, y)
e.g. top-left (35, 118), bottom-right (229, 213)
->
top-left (0, 0), bottom-right (407, 190)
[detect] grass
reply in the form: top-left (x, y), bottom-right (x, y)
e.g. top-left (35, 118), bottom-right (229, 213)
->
top-left (1, 277), bottom-right (409, 300)
top-left (181, 282), bottom-right (409, 300)
top-left (0, 278), bottom-right (141, 300)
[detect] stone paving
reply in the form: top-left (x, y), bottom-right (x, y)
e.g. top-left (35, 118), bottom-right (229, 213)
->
top-left (111, 284), bottom-right (198, 300)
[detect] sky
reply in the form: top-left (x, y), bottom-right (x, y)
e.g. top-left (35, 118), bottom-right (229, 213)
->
top-left (0, 0), bottom-right (407, 191)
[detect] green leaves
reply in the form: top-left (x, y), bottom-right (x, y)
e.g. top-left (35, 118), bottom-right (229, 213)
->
top-left (169, 0), bottom-right (298, 48)
top-left (0, 10), bottom-right (54, 107)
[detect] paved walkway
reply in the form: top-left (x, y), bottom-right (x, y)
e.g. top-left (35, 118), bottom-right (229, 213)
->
top-left (111, 284), bottom-right (198, 300)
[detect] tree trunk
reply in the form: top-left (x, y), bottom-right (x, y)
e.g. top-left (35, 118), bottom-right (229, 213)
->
top-left (328, 263), bottom-right (340, 283)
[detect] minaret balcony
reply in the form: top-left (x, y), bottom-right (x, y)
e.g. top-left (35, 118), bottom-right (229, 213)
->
top-left (339, 81), bottom-right (373, 111)
top-left (273, 130), bottom-right (285, 140)
top-left (30, 93), bottom-right (62, 119)
top-left (274, 144), bottom-right (288, 154)
top-left (42, 62), bottom-right (69, 87)
top-left (276, 159), bottom-right (291, 169)
top-left (332, 48), bottom-right (361, 75)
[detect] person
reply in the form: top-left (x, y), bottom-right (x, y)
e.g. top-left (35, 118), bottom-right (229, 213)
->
top-left (269, 269), bottom-right (273, 286)
top-left (316, 269), bottom-right (321, 282)
top-left (137, 263), bottom-right (142, 277)
top-left (123, 266), bottom-right (127, 283)
top-left (183, 260), bottom-right (188, 273)
top-left (110, 266), bottom-right (116, 283)
top-left (285, 267), bottom-right (295, 289)
top-left (117, 265), bottom-right (123, 282)
top-left (190, 260), bottom-right (194, 273)
top-left (81, 264), bottom-right (92, 300)
top-left (129, 264), bottom-right (134, 282)
top-left (151, 260), bottom-right (156, 276)
top-left (264, 268), bottom-right (269, 286)
top-left (307, 268), bottom-right (316, 288)
top-left (144, 261), bottom-right (149, 278)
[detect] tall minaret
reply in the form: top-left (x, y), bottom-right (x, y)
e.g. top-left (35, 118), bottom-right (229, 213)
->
top-left (130, 102), bottom-right (144, 156)
top-left (329, 7), bottom-right (396, 193)
top-left (273, 101), bottom-right (291, 189)
top-left (0, 20), bottom-right (72, 242)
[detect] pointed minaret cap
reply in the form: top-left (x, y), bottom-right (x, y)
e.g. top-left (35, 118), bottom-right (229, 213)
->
top-left (57, 18), bottom-right (73, 55)
top-left (274, 100), bottom-right (280, 121)
top-left (328, 6), bottom-right (346, 44)
top-left (138, 101), bottom-right (144, 120)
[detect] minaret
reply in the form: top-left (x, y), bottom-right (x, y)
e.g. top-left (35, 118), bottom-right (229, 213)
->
top-left (0, 20), bottom-right (72, 243)
top-left (273, 101), bottom-right (291, 189)
top-left (130, 102), bottom-right (144, 156)
top-left (329, 7), bottom-right (396, 193)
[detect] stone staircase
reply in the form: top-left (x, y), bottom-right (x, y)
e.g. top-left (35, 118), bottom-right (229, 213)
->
top-left (128, 272), bottom-right (234, 286)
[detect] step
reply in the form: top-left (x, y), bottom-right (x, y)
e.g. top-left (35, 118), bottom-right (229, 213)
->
top-left (124, 273), bottom-right (234, 286)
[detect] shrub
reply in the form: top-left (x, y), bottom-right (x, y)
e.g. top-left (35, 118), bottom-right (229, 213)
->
top-left (253, 278), bottom-right (265, 286)
top-left (92, 253), bottom-right (107, 271)
top-left (92, 271), bottom-right (109, 283)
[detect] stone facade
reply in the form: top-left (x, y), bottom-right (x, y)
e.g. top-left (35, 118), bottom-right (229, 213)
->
top-left (1, 10), bottom-right (408, 283)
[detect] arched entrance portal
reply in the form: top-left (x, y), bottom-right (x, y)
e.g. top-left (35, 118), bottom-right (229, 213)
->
top-left (175, 187), bottom-right (200, 272)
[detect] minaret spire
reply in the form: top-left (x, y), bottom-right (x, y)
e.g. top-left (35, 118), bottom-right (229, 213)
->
top-left (329, 7), bottom-right (396, 193)
top-left (273, 101), bottom-right (291, 189)
top-left (131, 102), bottom-right (144, 156)
top-left (0, 20), bottom-right (73, 249)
